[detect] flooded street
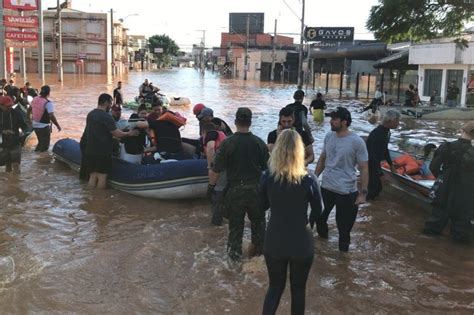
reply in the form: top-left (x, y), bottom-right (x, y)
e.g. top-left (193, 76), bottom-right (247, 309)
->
top-left (1, 68), bottom-right (473, 313)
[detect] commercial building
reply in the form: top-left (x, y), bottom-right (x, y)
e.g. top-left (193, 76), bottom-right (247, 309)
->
top-left (410, 35), bottom-right (474, 107)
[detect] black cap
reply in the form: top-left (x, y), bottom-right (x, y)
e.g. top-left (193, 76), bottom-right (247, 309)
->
top-left (328, 107), bottom-right (352, 125)
top-left (293, 89), bottom-right (305, 100)
top-left (235, 107), bottom-right (252, 121)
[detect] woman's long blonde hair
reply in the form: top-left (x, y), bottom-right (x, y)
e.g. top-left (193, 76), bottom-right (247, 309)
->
top-left (268, 129), bottom-right (307, 184)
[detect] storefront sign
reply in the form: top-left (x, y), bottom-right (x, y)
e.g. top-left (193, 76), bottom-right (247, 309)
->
top-left (3, 0), bottom-right (38, 11)
top-left (5, 39), bottom-right (38, 48)
top-left (304, 27), bottom-right (354, 42)
top-left (5, 31), bottom-right (38, 41)
top-left (3, 15), bottom-right (39, 28)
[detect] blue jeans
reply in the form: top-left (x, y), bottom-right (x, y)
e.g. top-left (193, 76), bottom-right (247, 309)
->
top-left (447, 99), bottom-right (457, 107)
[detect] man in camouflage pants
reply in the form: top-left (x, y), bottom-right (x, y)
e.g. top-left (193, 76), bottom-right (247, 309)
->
top-left (209, 107), bottom-right (269, 263)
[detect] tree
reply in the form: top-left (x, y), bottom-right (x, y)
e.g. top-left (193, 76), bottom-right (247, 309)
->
top-left (148, 34), bottom-right (180, 67)
top-left (366, 0), bottom-right (473, 45)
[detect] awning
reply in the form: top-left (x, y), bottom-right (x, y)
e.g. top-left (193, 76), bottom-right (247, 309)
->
top-left (309, 43), bottom-right (387, 60)
top-left (373, 50), bottom-right (416, 69)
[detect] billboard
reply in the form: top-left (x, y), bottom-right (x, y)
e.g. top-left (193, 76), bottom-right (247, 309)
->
top-left (4, 15), bottom-right (39, 28)
top-left (229, 13), bottom-right (264, 34)
top-left (5, 39), bottom-right (38, 48)
top-left (304, 27), bottom-right (354, 42)
top-left (5, 31), bottom-right (38, 41)
top-left (3, 0), bottom-right (38, 10)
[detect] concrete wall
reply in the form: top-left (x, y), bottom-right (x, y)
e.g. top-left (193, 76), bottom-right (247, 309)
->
top-left (409, 39), bottom-right (474, 65)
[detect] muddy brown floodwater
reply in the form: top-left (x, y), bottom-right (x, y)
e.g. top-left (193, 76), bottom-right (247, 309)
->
top-left (0, 68), bottom-right (472, 314)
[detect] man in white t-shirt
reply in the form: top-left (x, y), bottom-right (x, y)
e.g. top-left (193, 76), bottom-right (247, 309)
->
top-left (30, 85), bottom-right (61, 152)
top-left (314, 107), bottom-right (369, 252)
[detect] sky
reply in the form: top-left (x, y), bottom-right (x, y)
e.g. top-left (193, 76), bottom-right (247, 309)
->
top-left (40, 0), bottom-right (380, 50)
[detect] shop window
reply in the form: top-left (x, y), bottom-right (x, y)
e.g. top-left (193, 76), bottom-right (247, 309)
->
top-left (423, 69), bottom-right (442, 97)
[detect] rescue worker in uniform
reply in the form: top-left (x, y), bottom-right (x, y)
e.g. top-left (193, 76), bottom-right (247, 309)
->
top-left (422, 121), bottom-right (474, 243)
top-left (365, 109), bottom-right (400, 201)
top-left (209, 107), bottom-right (269, 264)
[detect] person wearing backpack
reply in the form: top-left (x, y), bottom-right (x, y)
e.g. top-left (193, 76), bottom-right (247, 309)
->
top-left (422, 122), bottom-right (474, 244)
top-left (30, 86), bottom-right (61, 152)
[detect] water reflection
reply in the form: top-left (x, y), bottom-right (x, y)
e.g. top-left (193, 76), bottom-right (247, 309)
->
top-left (0, 68), bottom-right (472, 313)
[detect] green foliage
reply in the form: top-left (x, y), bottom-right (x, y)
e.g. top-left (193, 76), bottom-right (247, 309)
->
top-left (366, 0), bottom-right (474, 43)
top-left (148, 34), bottom-right (179, 67)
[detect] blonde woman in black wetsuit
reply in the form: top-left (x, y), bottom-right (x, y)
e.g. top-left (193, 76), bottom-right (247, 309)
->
top-left (259, 129), bottom-right (322, 315)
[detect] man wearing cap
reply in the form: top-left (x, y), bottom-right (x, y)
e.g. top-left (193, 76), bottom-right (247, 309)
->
top-left (195, 105), bottom-right (233, 136)
top-left (313, 107), bottom-right (369, 252)
top-left (30, 85), bottom-right (61, 152)
top-left (423, 121), bottom-right (474, 243)
top-left (0, 96), bottom-right (28, 173)
top-left (209, 107), bottom-right (269, 264)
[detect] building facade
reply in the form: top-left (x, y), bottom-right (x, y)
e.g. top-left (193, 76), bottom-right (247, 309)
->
top-left (219, 32), bottom-right (294, 80)
top-left (410, 36), bottom-right (474, 107)
top-left (23, 7), bottom-right (110, 75)
top-left (17, 2), bottom-right (130, 76)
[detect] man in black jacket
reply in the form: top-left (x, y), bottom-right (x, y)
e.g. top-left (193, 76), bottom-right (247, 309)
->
top-left (0, 96), bottom-right (28, 173)
top-left (423, 122), bottom-right (474, 243)
top-left (365, 109), bottom-right (400, 200)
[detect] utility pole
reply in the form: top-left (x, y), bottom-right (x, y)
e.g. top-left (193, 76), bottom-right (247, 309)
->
top-left (0, 4), bottom-right (6, 78)
top-left (244, 14), bottom-right (250, 81)
top-left (38, 0), bottom-right (45, 82)
top-left (57, 0), bottom-right (63, 82)
top-left (197, 30), bottom-right (206, 75)
top-left (270, 19), bottom-right (277, 82)
top-left (110, 8), bottom-right (114, 76)
top-left (20, 11), bottom-right (27, 81)
top-left (297, 0), bottom-right (306, 89)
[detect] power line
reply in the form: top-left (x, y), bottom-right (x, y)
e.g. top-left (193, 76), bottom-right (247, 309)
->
top-left (281, 0), bottom-right (301, 22)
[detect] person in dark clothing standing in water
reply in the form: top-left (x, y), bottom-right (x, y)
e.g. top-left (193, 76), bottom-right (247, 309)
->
top-left (0, 96), bottom-right (28, 173)
top-left (209, 107), bottom-right (269, 266)
top-left (366, 109), bottom-right (400, 201)
top-left (309, 92), bottom-right (326, 122)
top-left (422, 122), bottom-right (474, 243)
top-left (80, 93), bottom-right (138, 188)
top-left (314, 107), bottom-right (369, 252)
top-left (260, 129), bottom-right (321, 315)
top-left (113, 81), bottom-right (123, 106)
top-left (285, 89), bottom-right (313, 142)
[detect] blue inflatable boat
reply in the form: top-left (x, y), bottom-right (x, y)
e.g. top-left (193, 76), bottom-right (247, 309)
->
top-left (52, 138), bottom-right (208, 199)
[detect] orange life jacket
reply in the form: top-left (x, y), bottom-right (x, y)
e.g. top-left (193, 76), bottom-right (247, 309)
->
top-left (158, 111), bottom-right (187, 128)
top-left (393, 154), bottom-right (420, 175)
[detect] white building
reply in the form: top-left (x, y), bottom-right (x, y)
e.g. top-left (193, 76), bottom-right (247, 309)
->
top-left (409, 35), bottom-right (474, 107)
